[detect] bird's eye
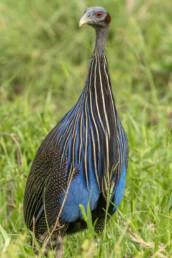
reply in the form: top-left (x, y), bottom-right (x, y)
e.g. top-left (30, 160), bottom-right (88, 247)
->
top-left (97, 12), bottom-right (102, 17)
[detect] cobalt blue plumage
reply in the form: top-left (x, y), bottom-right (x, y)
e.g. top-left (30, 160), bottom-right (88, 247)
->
top-left (24, 6), bottom-right (128, 255)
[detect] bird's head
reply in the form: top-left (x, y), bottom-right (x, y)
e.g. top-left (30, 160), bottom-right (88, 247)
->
top-left (79, 6), bottom-right (111, 28)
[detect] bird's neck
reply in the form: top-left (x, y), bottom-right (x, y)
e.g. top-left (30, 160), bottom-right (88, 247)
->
top-left (94, 27), bottom-right (109, 56)
top-left (84, 53), bottom-right (117, 137)
top-left (86, 53), bottom-right (114, 99)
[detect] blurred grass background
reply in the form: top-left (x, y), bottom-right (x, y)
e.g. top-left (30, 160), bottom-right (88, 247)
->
top-left (0, 0), bottom-right (172, 257)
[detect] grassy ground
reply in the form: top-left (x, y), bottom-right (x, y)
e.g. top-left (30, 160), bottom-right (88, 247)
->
top-left (0, 0), bottom-right (172, 257)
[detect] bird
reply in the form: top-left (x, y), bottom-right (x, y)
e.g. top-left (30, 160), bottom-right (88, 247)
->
top-left (24, 6), bottom-right (129, 257)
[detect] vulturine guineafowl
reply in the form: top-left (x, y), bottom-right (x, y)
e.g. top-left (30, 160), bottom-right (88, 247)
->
top-left (24, 6), bottom-right (129, 257)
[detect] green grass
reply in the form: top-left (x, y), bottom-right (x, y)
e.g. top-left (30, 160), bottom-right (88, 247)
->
top-left (0, 0), bottom-right (172, 257)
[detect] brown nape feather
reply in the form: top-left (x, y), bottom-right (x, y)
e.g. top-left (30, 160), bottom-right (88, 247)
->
top-left (105, 13), bottom-right (111, 25)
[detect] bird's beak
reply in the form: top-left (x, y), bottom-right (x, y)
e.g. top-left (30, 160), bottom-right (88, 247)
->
top-left (79, 14), bottom-right (90, 27)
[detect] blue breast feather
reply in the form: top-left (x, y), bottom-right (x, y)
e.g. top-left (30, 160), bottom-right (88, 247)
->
top-left (60, 165), bottom-right (126, 222)
top-left (59, 120), bottom-right (127, 222)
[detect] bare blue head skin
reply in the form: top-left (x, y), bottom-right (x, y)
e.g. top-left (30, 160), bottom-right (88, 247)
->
top-left (79, 6), bottom-right (111, 56)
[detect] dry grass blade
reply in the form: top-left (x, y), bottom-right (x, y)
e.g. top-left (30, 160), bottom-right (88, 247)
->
top-left (32, 216), bottom-right (36, 250)
top-left (130, 233), bottom-right (167, 257)
top-left (42, 168), bottom-right (75, 250)
top-left (0, 132), bottom-right (23, 167)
